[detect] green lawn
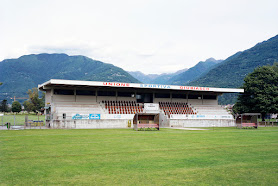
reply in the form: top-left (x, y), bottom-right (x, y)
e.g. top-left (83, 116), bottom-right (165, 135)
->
top-left (0, 127), bottom-right (277, 185)
top-left (0, 114), bottom-right (45, 126)
top-left (258, 118), bottom-right (277, 122)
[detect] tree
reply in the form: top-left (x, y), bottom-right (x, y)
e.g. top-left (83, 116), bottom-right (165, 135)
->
top-left (12, 101), bottom-right (22, 113)
top-left (0, 82), bottom-right (2, 85)
top-left (0, 99), bottom-right (8, 112)
top-left (24, 88), bottom-right (45, 113)
top-left (233, 63), bottom-right (278, 120)
top-left (23, 100), bottom-right (32, 113)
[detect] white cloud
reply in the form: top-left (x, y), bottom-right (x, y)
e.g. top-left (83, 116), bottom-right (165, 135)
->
top-left (1, 0), bottom-right (278, 74)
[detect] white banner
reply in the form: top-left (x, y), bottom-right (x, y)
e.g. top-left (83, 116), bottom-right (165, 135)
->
top-left (40, 79), bottom-right (244, 93)
top-left (144, 103), bottom-right (159, 111)
top-left (170, 114), bottom-right (234, 120)
top-left (101, 114), bottom-right (134, 120)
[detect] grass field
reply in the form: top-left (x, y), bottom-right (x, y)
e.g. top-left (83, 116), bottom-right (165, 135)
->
top-left (0, 114), bottom-right (45, 126)
top-left (1, 127), bottom-right (277, 185)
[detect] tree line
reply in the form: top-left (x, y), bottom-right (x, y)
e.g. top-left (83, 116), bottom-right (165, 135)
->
top-left (0, 88), bottom-right (44, 113)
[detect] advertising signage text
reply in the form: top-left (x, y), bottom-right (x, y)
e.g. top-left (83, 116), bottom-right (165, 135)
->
top-left (140, 84), bottom-right (171, 89)
top-left (72, 114), bottom-right (101, 120)
top-left (103, 82), bottom-right (130, 87)
top-left (180, 86), bottom-right (210, 91)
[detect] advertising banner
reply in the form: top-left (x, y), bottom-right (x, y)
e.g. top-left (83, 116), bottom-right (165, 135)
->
top-left (101, 114), bottom-right (134, 120)
top-left (170, 114), bottom-right (234, 120)
top-left (144, 103), bottom-right (159, 111)
top-left (72, 114), bottom-right (101, 120)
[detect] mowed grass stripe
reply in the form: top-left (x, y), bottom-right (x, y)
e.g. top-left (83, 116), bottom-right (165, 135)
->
top-left (0, 127), bottom-right (277, 185)
top-left (2, 143), bottom-right (277, 160)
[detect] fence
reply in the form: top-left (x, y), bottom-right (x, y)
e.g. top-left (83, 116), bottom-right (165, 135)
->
top-left (0, 114), bottom-right (45, 130)
top-left (259, 121), bottom-right (278, 127)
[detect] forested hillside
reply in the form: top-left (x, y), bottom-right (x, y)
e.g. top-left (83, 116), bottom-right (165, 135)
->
top-left (189, 35), bottom-right (278, 104)
top-left (190, 35), bottom-right (278, 88)
top-left (0, 53), bottom-right (140, 100)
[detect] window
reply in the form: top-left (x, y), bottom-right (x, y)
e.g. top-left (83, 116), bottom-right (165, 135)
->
top-left (76, 90), bottom-right (96, 96)
top-left (118, 91), bottom-right (134, 97)
top-left (155, 93), bottom-right (170, 98)
top-left (54, 89), bottom-right (74, 95)
top-left (203, 95), bottom-right (217, 100)
top-left (172, 93), bottom-right (187, 99)
top-left (188, 94), bottom-right (201, 99)
top-left (97, 91), bottom-right (116, 96)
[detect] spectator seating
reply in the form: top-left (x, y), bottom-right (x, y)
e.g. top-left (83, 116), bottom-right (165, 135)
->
top-left (102, 100), bottom-right (143, 114)
top-left (158, 102), bottom-right (197, 117)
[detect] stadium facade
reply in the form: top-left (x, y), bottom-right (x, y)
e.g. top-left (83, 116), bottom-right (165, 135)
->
top-left (38, 79), bottom-right (244, 129)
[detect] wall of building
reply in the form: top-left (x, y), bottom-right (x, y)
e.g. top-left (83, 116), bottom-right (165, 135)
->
top-left (116, 97), bottom-right (136, 102)
top-left (45, 89), bottom-right (51, 104)
top-left (50, 119), bottom-right (133, 129)
top-left (169, 119), bottom-right (235, 127)
top-left (188, 99), bottom-right (203, 105)
top-left (159, 112), bottom-right (170, 127)
top-left (76, 95), bottom-right (97, 103)
top-left (53, 95), bottom-right (75, 102)
top-left (202, 99), bottom-right (218, 105)
top-left (171, 98), bottom-right (188, 103)
top-left (97, 96), bottom-right (116, 102)
top-left (153, 98), bottom-right (171, 103)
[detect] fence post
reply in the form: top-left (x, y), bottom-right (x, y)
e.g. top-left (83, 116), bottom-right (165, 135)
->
top-left (25, 115), bottom-right (28, 129)
top-left (13, 115), bottom-right (16, 127)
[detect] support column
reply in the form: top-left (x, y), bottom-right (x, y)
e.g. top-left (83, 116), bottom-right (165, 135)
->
top-left (74, 88), bottom-right (76, 102)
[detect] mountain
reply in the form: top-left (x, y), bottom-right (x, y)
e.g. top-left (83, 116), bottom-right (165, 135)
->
top-left (128, 68), bottom-right (188, 84)
top-left (189, 34), bottom-right (278, 104)
top-left (152, 68), bottom-right (189, 84)
top-left (169, 58), bottom-right (223, 85)
top-left (128, 71), bottom-right (159, 84)
top-left (128, 58), bottom-right (222, 85)
top-left (0, 53), bottom-right (140, 100)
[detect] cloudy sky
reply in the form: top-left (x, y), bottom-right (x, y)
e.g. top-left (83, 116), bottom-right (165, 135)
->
top-left (1, 0), bottom-right (278, 74)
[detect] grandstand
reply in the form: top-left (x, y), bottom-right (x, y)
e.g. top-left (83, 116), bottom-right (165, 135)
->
top-left (38, 79), bottom-right (244, 129)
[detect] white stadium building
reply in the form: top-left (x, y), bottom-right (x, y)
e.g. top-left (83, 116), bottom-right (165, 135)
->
top-left (38, 79), bottom-right (244, 129)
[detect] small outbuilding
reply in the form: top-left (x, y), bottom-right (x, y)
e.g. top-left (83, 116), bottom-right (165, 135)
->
top-left (236, 113), bottom-right (260, 129)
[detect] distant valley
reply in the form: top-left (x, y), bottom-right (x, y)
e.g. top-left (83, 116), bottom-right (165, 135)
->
top-left (128, 68), bottom-right (188, 84)
top-left (129, 58), bottom-right (223, 85)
